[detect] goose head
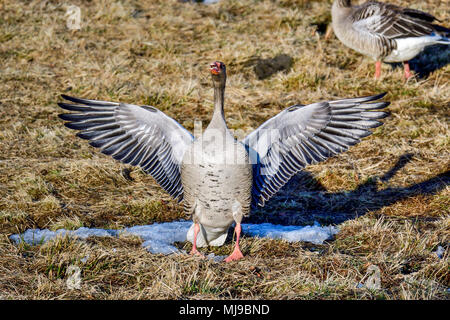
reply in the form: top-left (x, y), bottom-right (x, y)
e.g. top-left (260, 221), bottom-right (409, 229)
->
top-left (210, 61), bottom-right (226, 87)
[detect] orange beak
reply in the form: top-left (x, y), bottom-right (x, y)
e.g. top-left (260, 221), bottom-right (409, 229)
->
top-left (210, 63), bottom-right (220, 75)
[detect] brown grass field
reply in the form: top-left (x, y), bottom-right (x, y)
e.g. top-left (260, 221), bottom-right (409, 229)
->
top-left (0, 0), bottom-right (449, 299)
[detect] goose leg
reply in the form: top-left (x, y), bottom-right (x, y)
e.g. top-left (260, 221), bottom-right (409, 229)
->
top-left (374, 61), bottom-right (382, 79)
top-left (224, 223), bottom-right (244, 262)
top-left (403, 61), bottom-right (412, 79)
top-left (190, 222), bottom-right (204, 258)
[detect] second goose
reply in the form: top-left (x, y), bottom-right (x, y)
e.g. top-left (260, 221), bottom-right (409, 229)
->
top-left (331, 0), bottom-right (450, 79)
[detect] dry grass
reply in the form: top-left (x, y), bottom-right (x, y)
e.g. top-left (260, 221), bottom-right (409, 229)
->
top-left (0, 0), bottom-right (449, 299)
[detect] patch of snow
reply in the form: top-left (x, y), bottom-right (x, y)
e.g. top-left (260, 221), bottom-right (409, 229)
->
top-left (242, 222), bottom-right (338, 245)
top-left (206, 253), bottom-right (227, 262)
top-left (9, 227), bottom-right (118, 245)
top-left (10, 220), bottom-right (338, 256)
top-left (123, 221), bottom-right (191, 254)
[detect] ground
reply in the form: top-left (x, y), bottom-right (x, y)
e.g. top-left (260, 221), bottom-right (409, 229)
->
top-left (0, 0), bottom-right (448, 299)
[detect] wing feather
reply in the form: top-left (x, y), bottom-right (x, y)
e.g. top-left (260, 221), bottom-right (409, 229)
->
top-left (351, 2), bottom-right (443, 40)
top-left (243, 93), bottom-right (389, 207)
top-left (58, 95), bottom-right (193, 201)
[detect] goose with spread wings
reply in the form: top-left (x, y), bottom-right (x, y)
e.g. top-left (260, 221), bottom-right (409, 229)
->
top-left (331, 0), bottom-right (450, 79)
top-left (58, 62), bottom-right (389, 262)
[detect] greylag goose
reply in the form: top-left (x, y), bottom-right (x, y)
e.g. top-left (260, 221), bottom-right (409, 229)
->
top-left (331, 0), bottom-right (450, 79)
top-left (58, 61), bottom-right (389, 262)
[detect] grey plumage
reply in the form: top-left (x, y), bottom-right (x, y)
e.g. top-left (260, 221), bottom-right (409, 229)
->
top-left (58, 62), bottom-right (389, 259)
top-left (244, 93), bottom-right (389, 207)
top-left (58, 95), bottom-right (193, 201)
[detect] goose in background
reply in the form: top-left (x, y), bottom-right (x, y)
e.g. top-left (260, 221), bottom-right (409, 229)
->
top-left (58, 61), bottom-right (389, 262)
top-left (331, 0), bottom-right (450, 79)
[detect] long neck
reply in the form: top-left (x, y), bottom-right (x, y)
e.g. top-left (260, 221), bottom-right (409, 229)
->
top-left (335, 0), bottom-right (351, 8)
top-left (208, 81), bottom-right (227, 130)
top-left (332, 0), bottom-right (353, 24)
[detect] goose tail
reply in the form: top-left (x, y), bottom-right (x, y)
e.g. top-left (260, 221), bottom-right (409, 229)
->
top-left (434, 37), bottom-right (449, 45)
top-left (432, 24), bottom-right (450, 43)
top-left (430, 30), bottom-right (450, 45)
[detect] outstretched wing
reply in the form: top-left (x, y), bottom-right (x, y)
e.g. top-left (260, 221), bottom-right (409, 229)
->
top-left (351, 2), bottom-right (440, 40)
top-left (243, 93), bottom-right (389, 207)
top-left (58, 95), bottom-right (194, 201)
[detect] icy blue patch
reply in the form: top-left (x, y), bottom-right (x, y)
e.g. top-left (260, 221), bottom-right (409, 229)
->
top-left (242, 222), bottom-right (338, 245)
top-left (10, 220), bottom-right (338, 255)
top-left (9, 227), bottom-right (118, 245)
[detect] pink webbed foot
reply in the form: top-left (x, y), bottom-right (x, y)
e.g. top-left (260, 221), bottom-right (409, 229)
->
top-left (190, 248), bottom-right (206, 259)
top-left (224, 246), bottom-right (244, 262)
top-left (224, 223), bottom-right (244, 262)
